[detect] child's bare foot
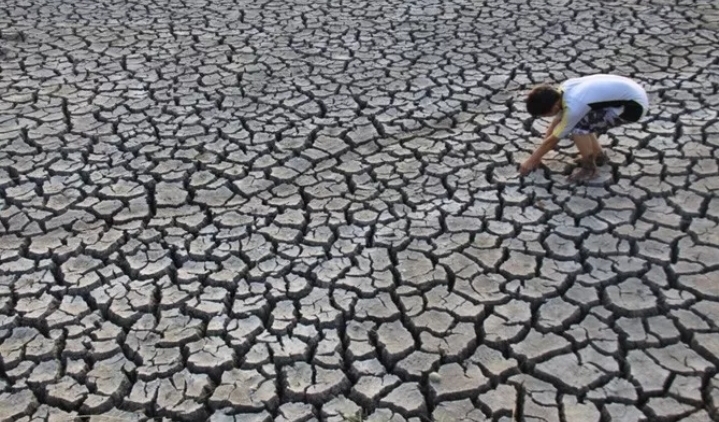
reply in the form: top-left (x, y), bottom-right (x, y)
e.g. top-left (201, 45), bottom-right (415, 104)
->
top-left (568, 155), bottom-right (598, 182)
top-left (568, 166), bottom-right (596, 182)
top-left (595, 150), bottom-right (608, 167)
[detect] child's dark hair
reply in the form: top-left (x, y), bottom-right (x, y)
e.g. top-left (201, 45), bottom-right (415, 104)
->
top-left (526, 85), bottom-right (561, 116)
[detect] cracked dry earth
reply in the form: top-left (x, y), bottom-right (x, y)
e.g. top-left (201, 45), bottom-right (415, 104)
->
top-left (1, 0), bottom-right (719, 421)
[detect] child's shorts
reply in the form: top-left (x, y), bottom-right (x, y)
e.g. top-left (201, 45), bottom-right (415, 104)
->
top-left (570, 100), bottom-right (647, 136)
top-left (570, 107), bottom-right (627, 136)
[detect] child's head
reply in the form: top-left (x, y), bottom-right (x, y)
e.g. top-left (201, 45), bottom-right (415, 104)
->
top-left (526, 85), bottom-right (562, 117)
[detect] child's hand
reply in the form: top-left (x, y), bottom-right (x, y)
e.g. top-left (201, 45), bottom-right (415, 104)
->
top-left (519, 158), bottom-right (538, 176)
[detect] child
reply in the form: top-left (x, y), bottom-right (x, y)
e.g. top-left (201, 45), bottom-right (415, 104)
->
top-left (520, 74), bottom-right (649, 181)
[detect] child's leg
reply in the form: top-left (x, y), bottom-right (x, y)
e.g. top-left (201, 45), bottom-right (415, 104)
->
top-left (573, 134), bottom-right (606, 164)
top-left (572, 133), bottom-right (596, 161)
top-left (590, 133), bottom-right (608, 166)
top-left (572, 133), bottom-right (607, 167)
top-left (569, 133), bottom-right (597, 181)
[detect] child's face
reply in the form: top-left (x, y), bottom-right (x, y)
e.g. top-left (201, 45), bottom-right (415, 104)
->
top-left (542, 102), bottom-right (562, 117)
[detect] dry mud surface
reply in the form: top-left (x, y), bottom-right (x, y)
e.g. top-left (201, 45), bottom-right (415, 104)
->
top-left (1, 0), bottom-right (719, 421)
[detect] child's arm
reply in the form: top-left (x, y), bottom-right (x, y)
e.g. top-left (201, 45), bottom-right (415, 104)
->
top-left (520, 134), bottom-right (560, 175)
top-left (545, 113), bottom-right (562, 137)
top-left (520, 108), bottom-right (577, 175)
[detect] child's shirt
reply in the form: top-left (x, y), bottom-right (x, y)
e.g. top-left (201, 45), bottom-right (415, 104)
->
top-left (552, 74), bottom-right (649, 139)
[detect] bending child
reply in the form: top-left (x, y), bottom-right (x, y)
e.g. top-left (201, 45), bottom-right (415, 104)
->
top-left (520, 74), bottom-right (649, 181)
